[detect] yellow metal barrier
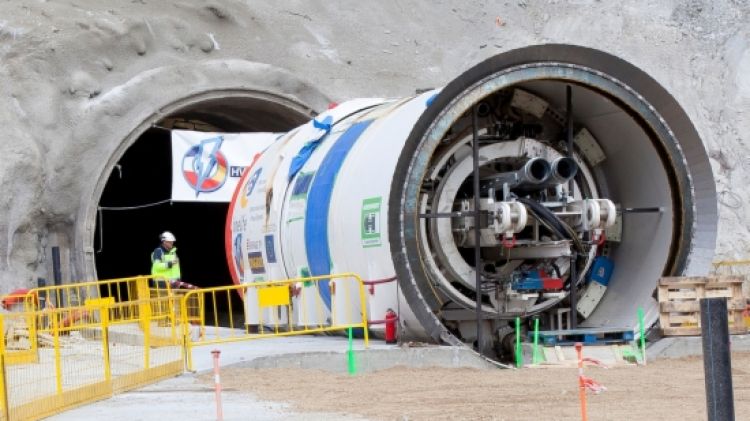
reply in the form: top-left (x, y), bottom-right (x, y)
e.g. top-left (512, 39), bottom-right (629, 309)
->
top-left (0, 272), bottom-right (372, 419)
top-left (0, 280), bottom-right (183, 421)
top-left (27, 275), bottom-right (173, 322)
top-left (181, 273), bottom-right (369, 371)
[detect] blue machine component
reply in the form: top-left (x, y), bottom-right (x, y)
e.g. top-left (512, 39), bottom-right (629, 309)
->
top-left (305, 120), bottom-right (373, 309)
top-left (512, 273), bottom-right (544, 291)
top-left (511, 270), bottom-right (563, 291)
top-left (589, 256), bottom-right (614, 286)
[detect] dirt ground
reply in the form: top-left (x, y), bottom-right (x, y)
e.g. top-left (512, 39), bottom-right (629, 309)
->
top-left (206, 352), bottom-right (750, 421)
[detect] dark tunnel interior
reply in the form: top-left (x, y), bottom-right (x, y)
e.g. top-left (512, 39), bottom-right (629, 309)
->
top-left (94, 97), bottom-right (315, 324)
top-left (94, 127), bottom-right (230, 290)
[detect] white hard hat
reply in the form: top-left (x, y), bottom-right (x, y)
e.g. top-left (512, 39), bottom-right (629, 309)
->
top-left (160, 231), bottom-right (176, 242)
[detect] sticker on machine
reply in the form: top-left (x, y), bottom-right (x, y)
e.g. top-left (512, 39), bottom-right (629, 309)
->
top-left (291, 172), bottom-right (315, 201)
top-left (361, 196), bottom-right (382, 248)
top-left (233, 233), bottom-right (244, 277)
top-left (265, 234), bottom-right (277, 263)
top-left (247, 251), bottom-right (266, 274)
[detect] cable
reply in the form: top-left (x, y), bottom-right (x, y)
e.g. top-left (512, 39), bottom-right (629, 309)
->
top-left (98, 199), bottom-right (172, 211)
top-left (519, 200), bottom-right (567, 241)
top-left (517, 198), bottom-right (568, 238)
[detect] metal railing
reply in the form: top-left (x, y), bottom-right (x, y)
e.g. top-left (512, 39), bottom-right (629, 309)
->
top-left (181, 273), bottom-right (369, 370)
top-left (0, 272), bottom-right (371, 419)
top-left (0, 279), bottom-right (183, 421)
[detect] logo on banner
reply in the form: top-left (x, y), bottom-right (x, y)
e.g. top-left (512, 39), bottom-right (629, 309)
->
top-left (182, 136), bottom-right (228, 197)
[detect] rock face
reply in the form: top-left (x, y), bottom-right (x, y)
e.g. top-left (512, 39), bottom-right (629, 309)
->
top-left (0, 0), bottom-right (748, 291)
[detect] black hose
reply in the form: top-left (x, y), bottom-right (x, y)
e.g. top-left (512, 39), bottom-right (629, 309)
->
top-left (525, 206), bottom-right (567, 241)
top-left (515, 198), bottom-right (589, 291)
top-left (517, 198), bottom-right (568, 239)
top-left (517, 198), bottom-right (586, 254)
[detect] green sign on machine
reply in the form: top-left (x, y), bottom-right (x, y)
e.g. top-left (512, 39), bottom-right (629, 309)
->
top-left (361, 196), bottom-right (382, 248)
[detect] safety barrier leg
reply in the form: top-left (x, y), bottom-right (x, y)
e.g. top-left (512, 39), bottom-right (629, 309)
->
top-left (143, 303), bottom-right (151, 370)
top-left (135, 277), bottom-right (152, 333)
top-left (0, 316), bottom-right (8, 421)
top-left (27, 307), bottom-right (38, 365)
top-left (101, 304), bottom-right (112, 384)
top-left (356, 276), bottom-right (370, 348)
top-left (181, 296), bottom-right (194, 372)
top-left (52, 313), bottom-right (63, 394)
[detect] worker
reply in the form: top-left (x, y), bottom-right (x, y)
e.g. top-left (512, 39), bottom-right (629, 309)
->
top-left (151, 231), bottom-right (197, 290)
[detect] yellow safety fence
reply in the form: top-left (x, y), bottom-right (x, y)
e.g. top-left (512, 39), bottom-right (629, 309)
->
top-left (0, 276), bottom-right (184, 421)
top-left (181, 273), bottom-right (369, 371)
top-left (0, 272), bottom-right (370, 420)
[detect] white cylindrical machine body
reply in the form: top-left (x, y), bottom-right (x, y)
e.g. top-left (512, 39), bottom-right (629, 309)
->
top-left (225, 45), bottom-right (717, 355)
top-left (226, 96), bottom-right (434, 336)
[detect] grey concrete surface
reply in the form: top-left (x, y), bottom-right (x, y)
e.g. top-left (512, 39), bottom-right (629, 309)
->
top-left (45, 374), bottom-right (368, 421)
top-left (647, 334), bottom-right (750, 360)
top-left (41, 332), bottom-right (750, 420)
top-left (43, 334), bottom-right (485, 421)
top-left (236, 345), bottom-right (498, 373)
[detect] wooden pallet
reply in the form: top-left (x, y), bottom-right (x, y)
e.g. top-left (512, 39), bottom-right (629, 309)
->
top-left (658, 276), bottom-right (748, 336)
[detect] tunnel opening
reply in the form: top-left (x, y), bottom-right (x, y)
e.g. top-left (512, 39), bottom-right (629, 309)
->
top-left (94, 95), bottom-right (315, 325)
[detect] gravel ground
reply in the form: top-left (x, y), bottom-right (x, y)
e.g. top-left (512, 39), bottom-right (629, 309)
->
top-left (208, 351), bottom-right (750, 421)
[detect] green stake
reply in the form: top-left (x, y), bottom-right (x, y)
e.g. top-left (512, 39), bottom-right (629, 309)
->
top-left (637, 307), bottom-right (647, 365)
top-left (515, 317), bottom-right (522, 368)
top-left (532, 317), bottom-right (542, 364)
top-left (347, 327), bottom-right (356, 375)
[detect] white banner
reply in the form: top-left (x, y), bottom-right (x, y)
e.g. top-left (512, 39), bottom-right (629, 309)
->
top-left (171, 130), bottom-right (280, 202)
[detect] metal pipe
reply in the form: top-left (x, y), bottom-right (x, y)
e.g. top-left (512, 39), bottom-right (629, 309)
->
top-left (569, 252), bottom-right (578, 329)
top-left (51, 246), bottom-right (62, 287)
top-left (700, 297), bottom-right (735, 421)
top-left (566, 84), bottom-right (578, 329)
top-left (211, 349), bottom-right (224, 421)
top-left (483, 157), bottom-right (551, 192)
top-left (472, 106), bottom-right (483, 356)
top-left (622, 207), bottom-right (664, 213)
top-left (546, 157), bottom-right (578, 187)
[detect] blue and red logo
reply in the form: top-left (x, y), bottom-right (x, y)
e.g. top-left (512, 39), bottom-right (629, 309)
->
top-left (182, 136), bottom-right (228, 197)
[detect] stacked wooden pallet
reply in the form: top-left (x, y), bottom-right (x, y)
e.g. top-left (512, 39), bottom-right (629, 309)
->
top-left (658, 276), bottom-right (748, 336)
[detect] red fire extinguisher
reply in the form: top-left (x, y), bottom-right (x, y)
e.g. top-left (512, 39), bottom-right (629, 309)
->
top-left (385, 308), bottom-right (398, 344)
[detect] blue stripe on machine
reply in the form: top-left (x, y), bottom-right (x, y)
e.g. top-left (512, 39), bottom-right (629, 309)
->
top-left (305, 120), bottom-right (373, 309)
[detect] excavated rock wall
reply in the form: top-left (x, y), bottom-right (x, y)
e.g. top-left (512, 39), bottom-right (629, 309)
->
top-left (0, 0), bottom-right (748, 291)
